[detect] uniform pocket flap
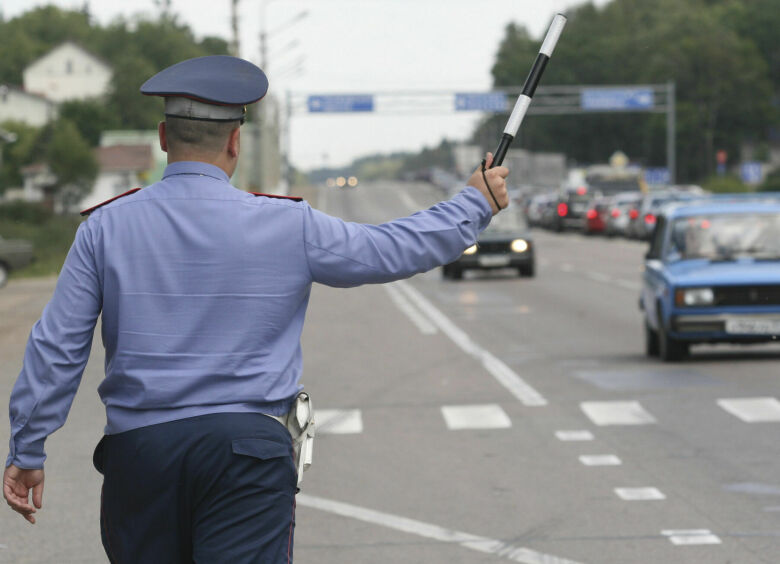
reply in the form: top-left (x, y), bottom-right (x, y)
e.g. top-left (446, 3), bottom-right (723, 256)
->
top-left (232, 438), bottom-right (290, 460)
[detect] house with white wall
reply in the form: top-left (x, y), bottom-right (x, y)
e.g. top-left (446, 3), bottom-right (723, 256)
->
top-left (23, 41), bottom-right (112, 103)
top-left (0, 84), bottom-right (57, 127)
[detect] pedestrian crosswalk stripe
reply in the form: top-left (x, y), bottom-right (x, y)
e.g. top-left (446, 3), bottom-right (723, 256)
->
top-left (555, 430), bottom-right (595, 441)
top-left (662, 529), bottom-right (721, 545)
top-left (316, 409), bottom-right (363, 434)
top-left (615, 487), bottom-right (666, 501)
top-left (717, 397), bottom-right (780, 422)
top-left (579, 454), bottom-right (621, 466)
top-left (441, 404), bottom-right (512, 430)
top-left (580, 401), bottom-right (656, 426)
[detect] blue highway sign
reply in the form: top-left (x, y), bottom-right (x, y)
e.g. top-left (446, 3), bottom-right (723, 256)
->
top-left (455, 93), bottom-right (508, 112)
top-left (307, 95), bottom-right (374, 113)
top-left (581, 88), bottom-right (654, 111)
top-left (644, 167), bottom-right (670, 185)
top-left (740, 162), bottom-right (763, 184)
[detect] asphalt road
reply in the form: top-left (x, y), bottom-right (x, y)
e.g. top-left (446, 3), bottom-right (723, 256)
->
top-left (1, 180), bottom-right (779, 563)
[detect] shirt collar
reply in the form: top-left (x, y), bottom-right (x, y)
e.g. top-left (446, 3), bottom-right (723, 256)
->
top-left (162, 161), bottom-right (230, 183)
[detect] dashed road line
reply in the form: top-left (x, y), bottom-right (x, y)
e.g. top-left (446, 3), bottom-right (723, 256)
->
top-left (585, 271), bottom-right (611, 283)
top-left (441, 404), bottom-right (512, 430)
top-left (579, 455), bottom-right (622, 466)
top-left (297, 493), bottom-right (585, 564)
top-left (555, 430), bottom-right (594, 441)
top-left (316, 409), bottom-right (363, 434)
top-left (614, 487), bottom-right (666, 501)
top-left (394, 281), bottom-right (547, 406)
top-left (614, 279), bottom-right (641, 291)
top-left (717, 397), bottom-right (780, 422)
top-left (580, 401), bottom-right (657, 426)
top-left (662, 529), bottom-right (721, 546)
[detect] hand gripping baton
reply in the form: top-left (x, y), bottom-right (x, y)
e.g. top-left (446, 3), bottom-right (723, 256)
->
top-left (491, 13), bottom-right (567, 167)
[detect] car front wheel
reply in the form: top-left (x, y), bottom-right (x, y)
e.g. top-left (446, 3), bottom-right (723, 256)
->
top-left (644, 320), bottom-right (659, 357)
top-left (657, 316), bottom-right (689, 362)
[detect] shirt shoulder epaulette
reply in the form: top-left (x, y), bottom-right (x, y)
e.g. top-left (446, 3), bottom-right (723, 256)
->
top-left (249, 192), bottom-right (303, 202)
top-left (80, 188), bottom-right (142, 216)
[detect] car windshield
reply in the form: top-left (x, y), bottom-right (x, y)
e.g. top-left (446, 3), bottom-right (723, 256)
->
top-left (484, 209), bottom-right (528, 234)
top-left (666, 212), bottom-right (780, 261)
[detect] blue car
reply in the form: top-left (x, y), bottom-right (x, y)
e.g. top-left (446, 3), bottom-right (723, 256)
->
top-left (641, 197), bottom-right (780, 361)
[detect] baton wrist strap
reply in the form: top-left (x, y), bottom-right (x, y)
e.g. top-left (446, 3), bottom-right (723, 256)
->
top-left (481, 159), bottom-right (502, 211)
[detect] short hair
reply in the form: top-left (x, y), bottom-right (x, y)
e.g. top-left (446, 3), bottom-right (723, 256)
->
top-left (165, 117), bottom-right (240, 154)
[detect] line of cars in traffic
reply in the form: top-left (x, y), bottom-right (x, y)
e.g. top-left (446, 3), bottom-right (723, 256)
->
top-left (526, 186), bottom-right (780, 361)
top-left (526, 185), bottom-right (707, 240)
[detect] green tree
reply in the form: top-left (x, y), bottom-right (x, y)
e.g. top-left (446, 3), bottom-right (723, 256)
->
top-left (0, 121), bottom-right (39, 191)
top-left (59, 99), bottom-right (121, 146)
top-left (35, 119), bottom-right (98, 206)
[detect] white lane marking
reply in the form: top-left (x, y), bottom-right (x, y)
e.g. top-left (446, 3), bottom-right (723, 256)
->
top-left (579, 455), bottom-right (621, 466)
top-left (297, 493), bottom-right (585, 564)
top-left (717, 397), bottom-right (780, 422)
top-left (614, 487), bottom-right (666, 501)
top-left (556, 430), bottom-right (594, 441)
top-left (395, 281), bottom-right (547, 406)
top-left (615, 279), bottom-right (641, 291)
top-left (560, 263), bottom-right (574, 272)
top-left (661, 529), bottom-right (722, 545)
top-left (585, 271), bottom-right (611, 283)
top-left (398, 190), bottom-right (422, 211)
top-left (580, 401), bottom-right (656, 426)
top-left (316, 409), bottom-right (363, 434)
top-left (384, 284), bottom-right (438, 335)
top-left (442, 404), bottom-right (512, 430)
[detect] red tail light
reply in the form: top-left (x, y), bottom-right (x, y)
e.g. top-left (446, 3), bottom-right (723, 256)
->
top-left (557, 203), bottom-right (568, 217)
top-left (629, 209), bottom-right (639, 220)
top-left (586, 209), bottom-right (598, 219)
top-left (611, 209), bottom-right (621, 218)
top-left (644, 213), bottom-right (656, 224)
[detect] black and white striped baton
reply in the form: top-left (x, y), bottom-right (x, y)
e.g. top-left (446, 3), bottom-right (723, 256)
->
top-left (491, 13), bottom-right (567, 167)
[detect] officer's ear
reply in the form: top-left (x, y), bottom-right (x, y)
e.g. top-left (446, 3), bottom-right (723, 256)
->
top-left (227, 126), bottom-right (240, 159)
top-left (158, 121), bottom-right (168, 153)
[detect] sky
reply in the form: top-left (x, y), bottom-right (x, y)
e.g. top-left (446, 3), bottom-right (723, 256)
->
top-left (2, 0), bottom-right (608, 170)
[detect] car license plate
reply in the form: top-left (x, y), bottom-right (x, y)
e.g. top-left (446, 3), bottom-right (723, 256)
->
top-left (725, 318), bottom-right (780, 335)
top-left (478, 255), bottom-right (510, 267)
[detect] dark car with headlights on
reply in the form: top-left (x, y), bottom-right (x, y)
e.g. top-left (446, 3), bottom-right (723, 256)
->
top-left (0, 235), bottom-right (34, 287)
top-left (442, 209), bottom-right (534, 280)
top-left (641, 198), bottom-right (780, 361)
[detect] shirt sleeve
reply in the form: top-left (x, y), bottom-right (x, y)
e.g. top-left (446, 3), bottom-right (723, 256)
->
top-left (303, 186), bottom-right (492, 287)
top-left (6, 220), bottom-right (102, 469)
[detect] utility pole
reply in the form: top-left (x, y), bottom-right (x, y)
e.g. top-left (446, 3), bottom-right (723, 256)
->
top-left (230, 0), bottom-right (240, 57)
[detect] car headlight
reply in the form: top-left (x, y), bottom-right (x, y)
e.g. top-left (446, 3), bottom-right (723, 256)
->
top-left (675, 287), bottom-right (714, 307)
top-left (463, 245), bottom-right (478, 255)
top-left (510, 239), bottom-right (529, 253)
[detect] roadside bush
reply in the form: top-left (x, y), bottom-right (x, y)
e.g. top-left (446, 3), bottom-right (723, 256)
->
top-left (701, 174), bottom-right (750, 194)
top-left (0, 201), bottom-right (52, 224)
top-left (758, 170), bottom-right (780, 192)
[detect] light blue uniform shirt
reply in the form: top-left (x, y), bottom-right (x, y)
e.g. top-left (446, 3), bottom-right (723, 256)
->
top-left (7, 161), bottom-right (492, 469)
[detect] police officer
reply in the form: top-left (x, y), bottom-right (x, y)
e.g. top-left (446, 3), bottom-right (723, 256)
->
top-left (3, 55), bottom-right (509, 562)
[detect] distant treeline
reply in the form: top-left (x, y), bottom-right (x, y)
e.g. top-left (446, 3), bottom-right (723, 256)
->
top-left (475, 0), bottom-right (779, 183)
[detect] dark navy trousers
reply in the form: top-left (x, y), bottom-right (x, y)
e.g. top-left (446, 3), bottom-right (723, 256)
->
top-left (93, 412), bottom-right (297, 563)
